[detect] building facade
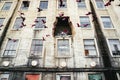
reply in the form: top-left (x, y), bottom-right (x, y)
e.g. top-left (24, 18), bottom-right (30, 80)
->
top-left (0, 0), bottom-right (120, 80)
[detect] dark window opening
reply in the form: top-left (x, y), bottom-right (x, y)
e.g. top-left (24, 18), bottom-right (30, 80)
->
top-left (53, 17), bottom-right (72, 37)
top-left (21, 1), bottom-right (30, 10)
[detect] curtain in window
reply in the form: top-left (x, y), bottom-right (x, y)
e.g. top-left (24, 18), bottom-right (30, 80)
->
top-left (25, 74), bottom-right (39, 80)
top-left (88, 74), bottom-right (102, 80)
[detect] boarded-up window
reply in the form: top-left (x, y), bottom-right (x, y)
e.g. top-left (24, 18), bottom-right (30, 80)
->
top-left (84, 39), bottom-right (97, 56)
top-left (3, 39), bottom-right (18, 56)
top-left (57, 39), bottom-right (70, 56)
top-left (25, 74), bottom-right (40, 80)
top-left (30, 39), bottom-right (43, 56)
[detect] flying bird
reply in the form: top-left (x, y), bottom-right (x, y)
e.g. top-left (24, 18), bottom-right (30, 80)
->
top-left (34, 19), bottom-right (39, 23)
top-left (76, 0), bottom-right (81, 2)
top-left (59, 0), bottom-right (65, 7)
top-left (37, 7), bottom-right (42, 12)
top-left (77, 23), bottom-right (80, 27)
top-left (0, 24), bottom-right (3, 27)
top-left (41, 19), bottom-right (46, 24)
top-left (18, 11), bottom-right (24, 15)
top-left (46, 34), bottom-right (50, 37)
top-left (21, 16), bottom-right (26, 22)
top-left (44, 25), bottom-right (48, 28)
top-left (42, 37), bottom-right (45, 41)
top-left (85, 12), bottom-right (92, 15)
top-left (59, 12), bottom-right (64, 17)
top-left (104, 1), bottom-right (111, 6)
top-left (21, 22), bottom-right (26, 26)
top-left (32, 24), bottom-right (36, 27)
top-left (83, 24), bottom-right (89, 27)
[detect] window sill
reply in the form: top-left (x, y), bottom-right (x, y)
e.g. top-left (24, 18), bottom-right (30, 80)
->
top-left (33, 28), bottom-right (44, 30)
top-left (11, 29), bottom-right (22, 31)
top-left (84, 55), bottom-right (99, 58)
top-left (103, 28), bottom-right (116, 30)
top-left (55, 56), bottom-right (72, 58)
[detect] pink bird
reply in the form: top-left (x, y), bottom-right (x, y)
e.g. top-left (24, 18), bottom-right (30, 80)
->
top-left (77, 23), bottom-right (80, 27)
top-left (0, 24), bottom-right (3, 27)
top-left (31, 24), bottom-right (36, 27)
top-left (76, 0), bottom-right (81, 2)
top-left (42, 37), bottom-right (45, 41)
top-left (46, 34), bottom-right (50, 37)
top-left (83, 24), bottom-right (89, 27)
top-left (41, 19), bottom-right (46, 24)
top-left (34, 19), bottom-right (39, 23)
top-left (59, 12), bottom-right (64, 17)
top-left (37, 8), bottom-right (42, 12)
top-left (104, 1), bottom-right (111, 6)
top-left (85, 12), bottom-right (92, 15)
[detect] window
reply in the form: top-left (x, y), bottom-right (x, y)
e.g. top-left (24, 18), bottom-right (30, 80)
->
top-left (57, 39), bottom-right (70, 56)
top-left (30, 39), bottom-right (43, 56)
top-left (108, 39), bottom-right (120, 56)
top-left (56, 74), bottom-right (71, 80)
top-left (13, 17), bottom-right (23, 29)
top-left (0, 18), bottom-right (5, 26)
top-left (58, 0), bottom-right (67, 8)
top-left (1, 2), bottom-right (12, 10)
top-left (0, 73), bottom-right (9, 80)
top-left (3, 39), bottom-right (18, 56)
top-left (25, 74), bottom-right (40, 80)
top-left (35, 17), bottom-right (46, 29)
top-left (39, 1), bottom-right (48, 9)
top-left (101, 16), bottom-right (114, 28)
top-left (77, 0), bottom-right (86, 8)
top-left (84, 39), bottom-right (97, 56)
top-left (20, 1), bottom-right (30, 10)
top-left (88, 74), bottom-right (102, 80)
top-left (95, 0), bottom-right (105, 9)
top-left (80, 16), bottom-right (91, 28)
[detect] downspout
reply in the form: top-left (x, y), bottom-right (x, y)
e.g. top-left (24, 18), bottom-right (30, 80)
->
top-left (89, 0), bottom-right (118, 80)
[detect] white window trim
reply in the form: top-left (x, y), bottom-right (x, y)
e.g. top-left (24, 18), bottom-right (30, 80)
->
top-left (106, 38), bottom-right (120, 57)
top-left (93, 0), bottom-right (106, 10)
top-left (1, 2), bottom-right (12, 11)
top-left (77, 0), bottom-right (87, 9)
top-left (11, 17), bottom-right (23, 31)
top-left (1, 38), bottom-right (20, 57)
top-left (56, 73), bottom-right (73, 80)
top-left (84, 38), bottom-right (100, 57)
top-left (100, 15), bottom-right (115, 29)
top-left (55, 38), bottom-right (72, 58)
top-left (29, 38), bottom-right (44, 58)
top-left (39, 0), bottom-right (48, 11)
top-left (79, 16), bottom-right (92, 29)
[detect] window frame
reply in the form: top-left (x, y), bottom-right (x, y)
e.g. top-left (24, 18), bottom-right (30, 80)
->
top-left (34, 17), bottom-right (46, 30)
top-left (58, 0), bottom-right (67, 9)
top-left (25, 73), bottom-right (41, 80)
top-left (2, 39), bottom-right (19, 57)
top-left (12, 17), bottom-right (23, 30)
top-left (77, 0), bottom-right (86, 9)
top-left (107, 38), bottom-right (120, 57)
top-left (1, 2), bottom-right (12, 11)
top-left (83, 38), bottom-right (99, 57)
top-left (56, 73), bottom-right (72, 80)
top-left (0, 18), bottom-right (5, 26)
top-left (39, 1), bottom-right (48, 10)
top-left (88, 73), bottom-right (104, 80)
top-left (29, 39), bottom-right (44, 57)
top-left (95, 0), bottom-right (105, 9)
top-left (20, 1), bottom-right (30, 10)
top-left (79, 16), bottom-right (91, 29)
top-left (55, 38), bottom-right (72, 58)
top-left (101, 16), bottom-right (114, 29)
